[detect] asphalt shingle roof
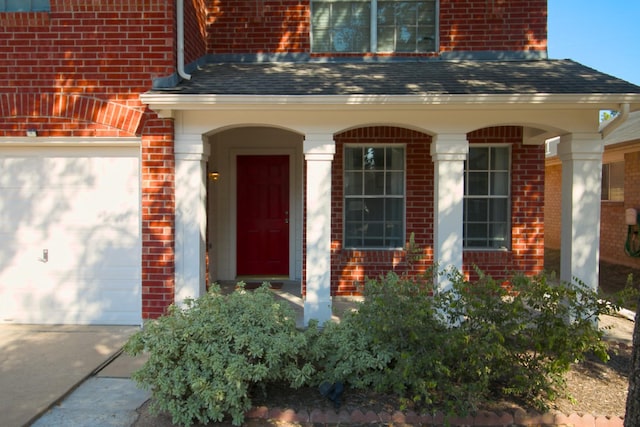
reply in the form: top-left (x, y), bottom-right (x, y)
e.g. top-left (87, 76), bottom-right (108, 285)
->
top-left (157, 59), bottom-right (640, 96)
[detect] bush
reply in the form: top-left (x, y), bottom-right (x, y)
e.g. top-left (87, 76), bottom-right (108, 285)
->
top-left (124, 283), bottom-right (314, 427)
top-left (309, 268), bottom-right (620, 414)
top-left (126, 270), bottom-right (625, 423)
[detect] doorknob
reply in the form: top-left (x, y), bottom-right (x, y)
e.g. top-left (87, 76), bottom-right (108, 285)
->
top-left (285, 211), bottom-right (289, 224)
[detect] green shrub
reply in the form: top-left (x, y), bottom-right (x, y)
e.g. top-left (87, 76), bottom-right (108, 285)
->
top-left (125, 270), bottom-right (626, 424)
top-left (124, 283), bottom-right (314, 427)
top-left (441, 269), bottom-right (615, 408)
top-left (310, 268), bottom-right (620, 414)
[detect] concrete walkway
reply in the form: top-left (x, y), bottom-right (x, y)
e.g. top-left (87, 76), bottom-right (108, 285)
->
top-left (0, 325), bottom-right (140, 427)
top-left (31, 352), bottom-right (149, 427)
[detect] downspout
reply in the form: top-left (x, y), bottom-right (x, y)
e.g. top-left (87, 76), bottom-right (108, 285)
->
top-left (177, 0), bottom-right (192, 81)
top-left (600, 103), bottom-right (630, 138)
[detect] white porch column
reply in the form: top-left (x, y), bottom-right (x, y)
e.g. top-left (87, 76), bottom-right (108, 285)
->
top-left (557, 133), bottom-right (604, 291)
top-left (303, 133), bottom-right (335, 326)
top-left (174, 134), bottom-right (209, 307)
top-left (431, 134), bottom-right (468, 292)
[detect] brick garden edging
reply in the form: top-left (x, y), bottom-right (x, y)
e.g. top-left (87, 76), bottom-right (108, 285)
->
top-left (246, 405), bottom-right (624, 426)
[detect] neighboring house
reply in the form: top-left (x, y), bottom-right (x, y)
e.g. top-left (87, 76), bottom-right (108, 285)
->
top-left (1, 1), bottom-right (639, 326)
top-left (546, 111), bottom-right (640, 271)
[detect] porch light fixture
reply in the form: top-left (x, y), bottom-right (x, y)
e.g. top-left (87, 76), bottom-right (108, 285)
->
top-left (26, 129), bottom-right (37, 137)
top-left (208, 172), bottom-right (220, 182)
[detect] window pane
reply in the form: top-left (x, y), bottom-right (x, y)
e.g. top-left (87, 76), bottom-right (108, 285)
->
top-left (386, 171), bottom-right (404, 195)
top-left (466, 199), bottom-right (488, 222)
top-left (395, 26), bottom-right (418, 52)
top-left (332, 27), bottom-right (365, 52)
top-left (6, 0), bottom-right (28, 11)
top-left (32, 0), bottom-right (49, 11)
top-left (364, 171), bottom-right (385, 195)
top-left (345, 235), bottom-right (360, 247)
top-left (610, 161), bottom-right (624, 201)
top-left (385, 222), bottom-right (403, 246)
top-left (464, 146), bottom-right (511, 249)
top-left (489, 199), bottom-right (508, 222)
top-left (377, 28), bottom-right (395, 52)
top-left (489, 223), bottom-right (507, 248)
top-left (490, 171), bottom-right (509, 195)
top-left (345, 172), bottom-right (363, 195)
top-left (364, 222), bottom-right (383, 240)
top-left (467, 223), bottom-right (487, 239)
top-left (386, 198), bottom-right (403, 221)
top-left (345, 199), bottom-right (365, 220)
top-left (376, 0), bottom-right (434, 52)
top-left (467, 172), bottom-right (488, 195)
top-left (394, 2), bottom-right (419, 25)
top-left (386, 147), bottom-right (404, 169)
top-left (312, 29), bottom-right (332, 52)
top-left (313, 0), bottom-right (435, 53)
top-left (344, 145), bottom-right (405, 248)
top-left (345, 147), bottom-right (363, 170)
top-left (468, 148), bottom-right (489, 170)
top-left (365, 198), bottom-right (384, 221)
top-left (327, 1), bottom-right (371, 52)
top-left (491, 147), bottom-right (509, 170)
top-left (364, 147), bottom-right (384, 170)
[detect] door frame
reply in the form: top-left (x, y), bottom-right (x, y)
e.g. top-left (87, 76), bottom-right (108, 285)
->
top-left (229, 148), bottom-right (298, 280)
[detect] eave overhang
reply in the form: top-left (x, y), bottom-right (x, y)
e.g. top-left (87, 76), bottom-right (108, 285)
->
top-left (141, 93), bottom-right (640, 115)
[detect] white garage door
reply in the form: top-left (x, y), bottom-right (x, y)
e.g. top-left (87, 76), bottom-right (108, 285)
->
top-left (0, 145), bottom-right (141, 325)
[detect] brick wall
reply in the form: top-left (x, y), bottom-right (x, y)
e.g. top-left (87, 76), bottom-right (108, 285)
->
top-left (329, 126), bottom-right (545, 296)
top-left (604, 150), bottom-right (640, 269)
top-left (622, 151), bottom-right (640, 268)
top-left (547, 149), bottom-right (640, 270)
top-left (185, 0), bottom-right (209, 64)
top-left (0, 0), bottom-right (193, 319)
top-left (205, 0), bottom-right (547, 55)
top-left (331, 127), bottom-right (434, 295)
top-left (465, 127), bottom-right (545, 281)
top-left (544, 163), bottom-right (562, 249)
top-left (140, 118), bottom-right (177, 319)
top-left (0, 0), bottom-right (175, 137)
top-left (206, 0), bottom-right (310, 53)
top-left (439, 0), bottom-right (547, 53)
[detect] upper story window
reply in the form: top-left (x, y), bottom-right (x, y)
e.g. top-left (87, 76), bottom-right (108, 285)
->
top-left (311, 0), bottom-right (437, 53)
top-left (344, 145), bottom-right (405, 249)
top-left (0, 0), bottom-right (50, 11)
top-left (601, 161), bottom-right (624, 202)
top-left (464, 146), bottom-right (511, 250)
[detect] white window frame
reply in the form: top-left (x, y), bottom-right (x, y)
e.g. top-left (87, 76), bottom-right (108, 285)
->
top-left (310, 0), bottom-right (438, 53)
top-left (463, 144), bottom-right (512, 250)
top-left (343, 144), bottom-right (406, 249)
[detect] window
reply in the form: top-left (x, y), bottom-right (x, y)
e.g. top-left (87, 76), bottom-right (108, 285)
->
top-left (602, 161), bottom-right (624, 201)
top-left (344, 146), bottom-right (405, 248)
top-left (311, 0), bottom-right (437, 53)
top-left (464, 146), bottom-right (511, 249)
top-left (0, 0), bottom-right (49, 11)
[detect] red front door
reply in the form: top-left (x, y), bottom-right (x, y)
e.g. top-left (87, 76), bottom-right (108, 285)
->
top-left (236, 155), bottom-right (290, 276)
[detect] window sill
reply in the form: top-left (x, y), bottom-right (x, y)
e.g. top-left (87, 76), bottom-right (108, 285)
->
top-left (463, 247), bottom-right (510, 252)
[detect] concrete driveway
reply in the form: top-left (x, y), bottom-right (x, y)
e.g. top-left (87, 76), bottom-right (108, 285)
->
top-left (0, 324), bottom-right (140, 427)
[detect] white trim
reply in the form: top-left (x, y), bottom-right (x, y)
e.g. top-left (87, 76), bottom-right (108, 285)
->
top-left (141, 93), bottom-right (640, 110)
top-left (0, 137), bottom-right (141, 147)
